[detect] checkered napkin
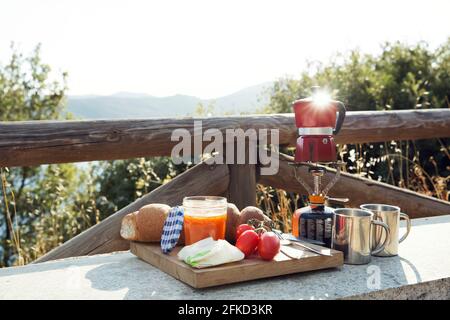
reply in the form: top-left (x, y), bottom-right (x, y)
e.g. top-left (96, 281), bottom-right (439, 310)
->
top-left (160, 206), bottom-right (184, 254)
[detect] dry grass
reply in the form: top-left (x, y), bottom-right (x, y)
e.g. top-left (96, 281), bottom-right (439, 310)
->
top-left (257, 184), bottom-right (298, 233)
top-left (1, 166), bottom-right (100, 266)
top-left (1, 168), bottom-right (23, 265)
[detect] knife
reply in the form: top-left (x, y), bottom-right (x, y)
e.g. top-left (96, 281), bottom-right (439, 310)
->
top-left (282, 233), bottom-right (326, 246)
top-left (287, 239), bottom-right (332, 257)
top-left (273, 231), bottom-right (333, 256)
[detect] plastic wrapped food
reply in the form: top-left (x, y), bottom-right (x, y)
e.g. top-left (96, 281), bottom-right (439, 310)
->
top-left (177, 237), bottom-right (244, 268)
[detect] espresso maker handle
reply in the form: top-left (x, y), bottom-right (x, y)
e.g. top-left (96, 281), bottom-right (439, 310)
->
top-left (333, 101), bottom-right (346, 135)
top-left (371, 220), bottom-right (390, 255)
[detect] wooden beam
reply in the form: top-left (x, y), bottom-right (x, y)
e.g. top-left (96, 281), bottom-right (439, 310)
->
top-left (258, 153), bottom-right (450, 219)
top-left (226, 141), bottom-right (257, 210)
top-left (35, 161), bottom-right (229, 263)
top-left (335, 109), bottom-right (450, 144)
top-left (227, 164), bottom-right (257, 210)
top-left (1, 109), bottom-right (449, 167)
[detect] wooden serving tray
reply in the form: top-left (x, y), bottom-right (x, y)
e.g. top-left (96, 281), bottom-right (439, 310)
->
top-left (130, 241), bottom-right (343, 288)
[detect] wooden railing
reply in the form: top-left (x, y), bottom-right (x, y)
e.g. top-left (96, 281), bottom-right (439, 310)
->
top-left (1, 109), bottom-right (449, 262)
top-left (1, 109), bottom-right (449, 167)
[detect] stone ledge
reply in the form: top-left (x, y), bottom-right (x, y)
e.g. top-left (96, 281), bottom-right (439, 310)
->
top-left (343, 278), bottom-right (450, 300)
top-left (0, 215), bottom-right (450, 300)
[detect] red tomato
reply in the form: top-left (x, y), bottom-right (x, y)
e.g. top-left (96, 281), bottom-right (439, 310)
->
top-left (258, 232), bottom-right (280, 260)
top-left (236, 224), bottom-right (255, 240)
top-left (236, 230), bottom-right (260, 257)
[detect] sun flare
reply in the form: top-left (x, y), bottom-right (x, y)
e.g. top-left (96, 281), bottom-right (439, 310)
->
top-left (312, 90), bottom-right (332, 107)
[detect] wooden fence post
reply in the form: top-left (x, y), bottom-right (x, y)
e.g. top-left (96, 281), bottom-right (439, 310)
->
top-left (227, 163), bottom-right (256, 210)
top-left (226, 140), bottom-right (257, 210)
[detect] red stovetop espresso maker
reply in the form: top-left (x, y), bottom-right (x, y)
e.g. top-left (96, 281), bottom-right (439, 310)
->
top-left (290, 87), bottom-right (348, 248)
top-left (293, 86), bottom-right (346, 163)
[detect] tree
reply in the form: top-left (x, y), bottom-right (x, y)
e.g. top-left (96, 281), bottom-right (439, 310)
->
top-left (0, 44), bottom-right (67, 121)
top-left (94, 157), bottom-right (191, 218)
top-left (0, 44), bottom-right (84, 266)
top-left (266, 40), bottom-right (449, 113)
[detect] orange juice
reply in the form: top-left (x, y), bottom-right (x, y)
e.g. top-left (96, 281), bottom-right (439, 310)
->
top-left (183, 196), bottom-right (227, 245)
top-left (184, 213), bottom-right (227, 245)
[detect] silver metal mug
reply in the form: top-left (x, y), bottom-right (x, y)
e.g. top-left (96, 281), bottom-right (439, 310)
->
top-left (332, 208), bottom-right (390, 265)
top-left (360, 204), bottom-right (411, 257)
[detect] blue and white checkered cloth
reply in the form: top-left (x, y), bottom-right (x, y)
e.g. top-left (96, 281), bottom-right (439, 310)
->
top-left (160, 206), bottom-right (184, 254)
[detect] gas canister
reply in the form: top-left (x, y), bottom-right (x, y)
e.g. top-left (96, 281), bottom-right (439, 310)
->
top-left (292, 195), bottom-right (335, 248)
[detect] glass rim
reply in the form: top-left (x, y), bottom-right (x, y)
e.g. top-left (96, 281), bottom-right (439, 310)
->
top-left (183, 196), bottom-right (227, 209)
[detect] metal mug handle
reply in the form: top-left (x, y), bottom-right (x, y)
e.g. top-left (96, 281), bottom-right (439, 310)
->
top-left (399, 212), bottom-right (411, 243)
top-left (371, 220), bottom-right (390, 255)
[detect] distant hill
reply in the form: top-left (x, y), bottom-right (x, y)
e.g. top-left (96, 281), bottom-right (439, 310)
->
top-left (67, 82), bottom-right (272, 119)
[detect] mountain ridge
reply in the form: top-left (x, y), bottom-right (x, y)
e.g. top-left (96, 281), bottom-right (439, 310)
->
top-left (67, 82), bottom-right (272, 119)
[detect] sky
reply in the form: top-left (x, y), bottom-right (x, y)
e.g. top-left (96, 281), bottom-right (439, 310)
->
top-left (1, 0), bottom-right (449, 98)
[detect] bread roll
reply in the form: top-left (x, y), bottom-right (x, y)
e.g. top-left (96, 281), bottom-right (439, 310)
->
top-left (225, 203), bottom-right (241, 243)
top-left (120, 211), bottom-right (139, 240)
top-left (121, 203), bottom-right (186, 243)
top-left (239, 206), bottom-right (271, 225)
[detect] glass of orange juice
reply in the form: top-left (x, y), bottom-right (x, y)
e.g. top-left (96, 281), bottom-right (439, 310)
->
top-left (183, 196), bottom-right (227, 245)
